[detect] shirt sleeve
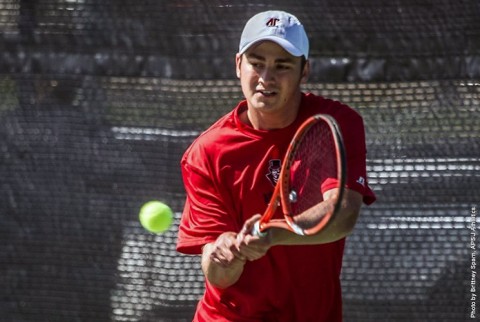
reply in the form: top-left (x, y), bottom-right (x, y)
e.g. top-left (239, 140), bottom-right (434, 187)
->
top-left (340, 109), bottom-right (376, 205)
top-left (176, 150), bottom-right (239, 255)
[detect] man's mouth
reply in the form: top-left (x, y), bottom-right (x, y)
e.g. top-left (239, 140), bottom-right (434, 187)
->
top-left (257, 90), bottom-right (277, 97)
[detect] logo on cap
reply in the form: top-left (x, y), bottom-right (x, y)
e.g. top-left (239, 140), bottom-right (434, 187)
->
top-left (266, 18), bottom-right (280, 27)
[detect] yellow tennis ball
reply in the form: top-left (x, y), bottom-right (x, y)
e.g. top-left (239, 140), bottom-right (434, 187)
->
top-left (139, 201), bottom-right (173, 233)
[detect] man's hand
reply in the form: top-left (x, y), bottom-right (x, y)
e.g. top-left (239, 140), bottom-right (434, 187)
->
top-left (202, 232), bottom-right (246, 289)
top-left (201, 215), bottom-right (273, 289)
top-left (236, 214), bottom-right (271, 261)
top-left (208, 231), bottom-right (246, 268)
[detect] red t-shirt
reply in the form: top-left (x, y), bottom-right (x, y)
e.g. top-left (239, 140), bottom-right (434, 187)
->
top-left (177, 93), bottom-right (376, 321)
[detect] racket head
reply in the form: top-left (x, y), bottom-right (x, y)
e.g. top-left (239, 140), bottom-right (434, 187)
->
top-left (253, 114), bottom-right (346, 236)
top-left (280, 114), bottom-right (346, 235)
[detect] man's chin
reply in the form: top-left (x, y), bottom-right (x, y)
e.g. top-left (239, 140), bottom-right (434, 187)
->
top-left (250, 98), bottom-right (278, 111)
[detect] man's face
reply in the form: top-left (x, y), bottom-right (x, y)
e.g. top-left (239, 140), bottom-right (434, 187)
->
top-left (236, 41), bottom-right (309, 115)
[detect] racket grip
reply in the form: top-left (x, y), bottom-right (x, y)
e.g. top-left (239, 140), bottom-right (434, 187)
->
top-left (251, 221), bottom-right (268, 237)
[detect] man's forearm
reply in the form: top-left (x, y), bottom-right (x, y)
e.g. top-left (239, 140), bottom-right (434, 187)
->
top-left (268, 189), bottom-right (363, 246)
top-left (268, 211), bottom-right (357, 245)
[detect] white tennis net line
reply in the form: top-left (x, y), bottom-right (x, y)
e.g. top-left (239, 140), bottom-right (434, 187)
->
top-left (112, 126), bottom-right (200, 140)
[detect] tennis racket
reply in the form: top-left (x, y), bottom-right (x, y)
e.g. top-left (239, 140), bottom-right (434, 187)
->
top-left (252, 114), bottom-right (346, 236)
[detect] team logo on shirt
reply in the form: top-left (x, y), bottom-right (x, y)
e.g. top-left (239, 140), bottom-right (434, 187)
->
top-left (266, 159), bottom-right (281, 186)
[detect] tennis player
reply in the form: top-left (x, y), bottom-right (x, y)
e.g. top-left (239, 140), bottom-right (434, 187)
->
top-left (177, 10), bottom-right (376, 321)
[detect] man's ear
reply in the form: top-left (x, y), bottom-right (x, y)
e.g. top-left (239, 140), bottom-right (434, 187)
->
top-left (301, 59), bottom-right (310, 84)
top-left (235, 54), bottom-right (242, 79)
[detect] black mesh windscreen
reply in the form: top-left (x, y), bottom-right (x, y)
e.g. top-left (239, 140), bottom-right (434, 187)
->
top-left (1, 1), bottom-right (479, 321)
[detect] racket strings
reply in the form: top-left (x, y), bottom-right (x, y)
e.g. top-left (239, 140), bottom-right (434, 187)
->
top-left (288, 121), bottom-right (338, 219)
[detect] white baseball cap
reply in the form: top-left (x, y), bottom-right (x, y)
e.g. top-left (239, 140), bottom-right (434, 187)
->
top-left (239, 11), bottom-right (309, 59)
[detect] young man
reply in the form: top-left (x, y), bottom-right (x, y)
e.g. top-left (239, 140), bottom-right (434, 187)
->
top-left (177, 10), bottom-right (376, 321)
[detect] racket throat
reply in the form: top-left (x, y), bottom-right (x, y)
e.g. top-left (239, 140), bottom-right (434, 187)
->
top-left (288, 222), bottom-right (305, 235)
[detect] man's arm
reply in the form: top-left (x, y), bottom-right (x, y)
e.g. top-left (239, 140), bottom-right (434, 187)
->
top-left (238, 188), bottom-right (363, 249)
top-left (271, 188), bottom-right (362, 245)
top-left (204, 188), bottom-right (363, 286)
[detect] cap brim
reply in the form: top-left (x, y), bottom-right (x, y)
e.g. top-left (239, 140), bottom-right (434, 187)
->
top-left (239, 36), bottom-right (304, 57)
